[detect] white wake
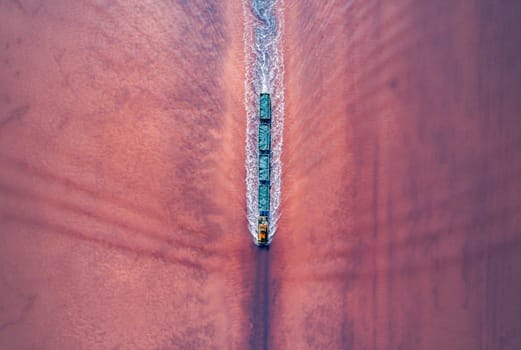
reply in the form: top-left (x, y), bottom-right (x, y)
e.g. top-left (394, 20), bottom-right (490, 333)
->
top-left (242, 0), bottom-right (285, 242)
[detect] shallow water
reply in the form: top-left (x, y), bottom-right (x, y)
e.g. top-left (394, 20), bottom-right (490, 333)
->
top-left (0, 1), bottom-right (254, 348)
top-left (271, 1), bottom-right (521, 348)
top-left (1, 0), bottom-right (521, 349)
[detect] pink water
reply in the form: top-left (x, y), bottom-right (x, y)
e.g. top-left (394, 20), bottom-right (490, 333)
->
top-left (1, 1), bottom-right (521, 349)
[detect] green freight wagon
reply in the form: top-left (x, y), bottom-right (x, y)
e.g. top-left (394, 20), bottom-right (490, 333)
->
top-left (257, 93), bottom-right (271, 246)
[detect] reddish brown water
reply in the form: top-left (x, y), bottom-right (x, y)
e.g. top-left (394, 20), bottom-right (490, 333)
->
top-left (1, 1), bottom-right (521, 349)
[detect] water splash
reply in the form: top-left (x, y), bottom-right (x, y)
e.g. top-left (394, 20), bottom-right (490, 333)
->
top-left (242, 0), bottom-right (285, 242)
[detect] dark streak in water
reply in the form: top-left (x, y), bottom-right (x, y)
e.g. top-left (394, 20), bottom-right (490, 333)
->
top-left (0, 294), bottom-right (37, 333)
top-left (251, 248), bottom-right (270, 350)
top-left (0, 105), bottom-right (29, 131)
top-left (0, 182), bottom-right (214, 256)
top-left (0, 210), bottom-right (208, 270)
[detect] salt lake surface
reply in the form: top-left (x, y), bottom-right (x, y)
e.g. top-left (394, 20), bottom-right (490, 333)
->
top-left (1, 1), bottom-right (521, 349)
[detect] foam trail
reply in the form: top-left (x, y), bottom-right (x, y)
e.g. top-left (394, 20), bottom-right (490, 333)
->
top-left (242, 0), bottom-right (285, 242)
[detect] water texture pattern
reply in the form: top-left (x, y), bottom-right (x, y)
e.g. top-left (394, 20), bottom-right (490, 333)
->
top-left (243, 0), bottom-right (285, 241)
